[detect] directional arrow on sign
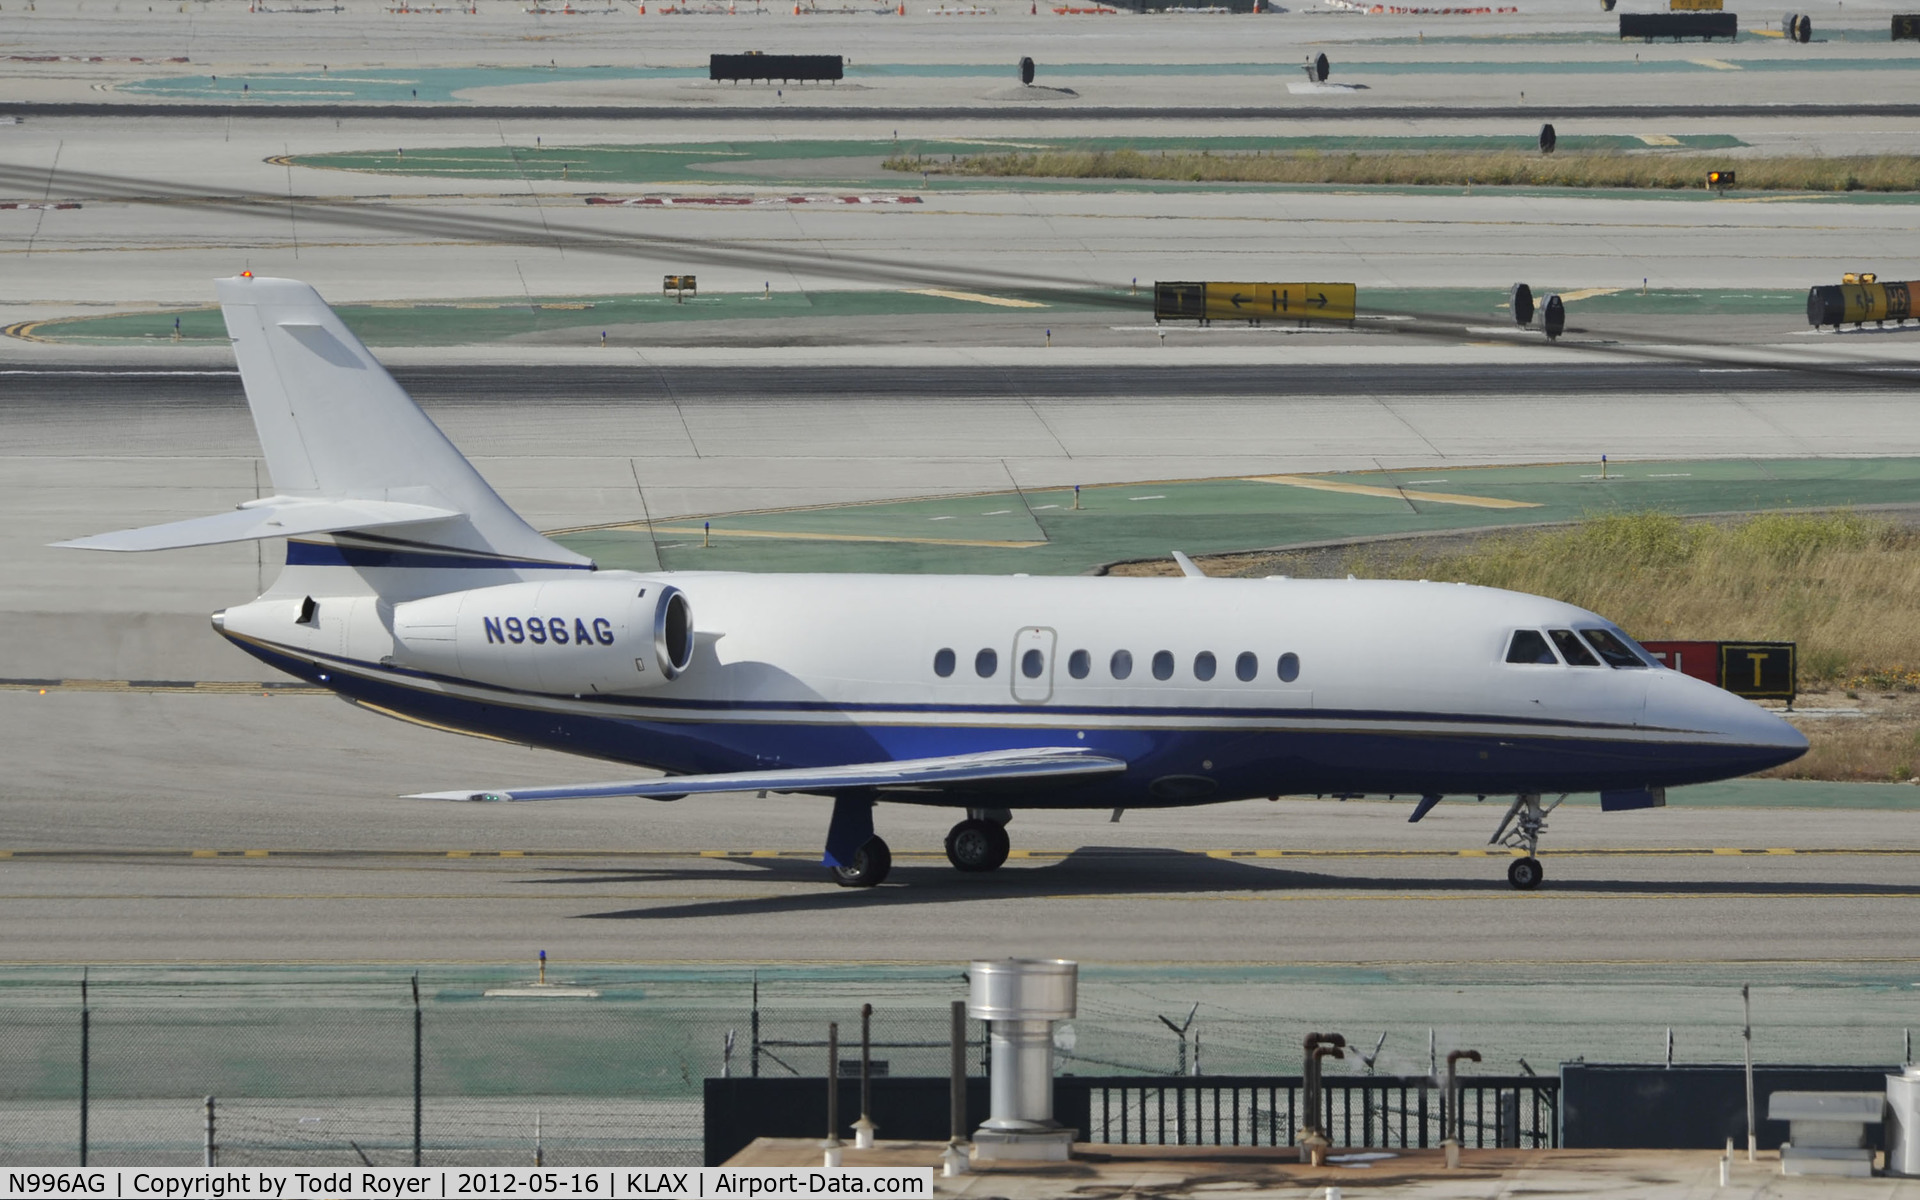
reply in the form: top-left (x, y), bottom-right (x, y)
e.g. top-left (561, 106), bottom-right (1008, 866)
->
top-left (1309, 293), bottom-right (1328, 308)
top-left (1231, 293), bottom-right (1250, 308)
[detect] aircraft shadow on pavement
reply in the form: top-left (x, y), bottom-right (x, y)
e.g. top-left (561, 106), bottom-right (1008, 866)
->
top-left (503, 846), bottom-right (1920, 922)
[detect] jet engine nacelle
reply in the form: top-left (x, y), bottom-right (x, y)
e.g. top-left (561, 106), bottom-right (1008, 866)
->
top-left (392, 576), bottom-right (693, 695)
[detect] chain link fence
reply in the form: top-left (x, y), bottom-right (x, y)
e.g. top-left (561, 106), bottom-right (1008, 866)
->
top-left (3, 964), bottom-right (1915, 1166)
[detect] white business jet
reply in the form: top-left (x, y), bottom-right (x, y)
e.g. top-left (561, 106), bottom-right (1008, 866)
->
top-left (59, 278), bottom-right (1807, 890)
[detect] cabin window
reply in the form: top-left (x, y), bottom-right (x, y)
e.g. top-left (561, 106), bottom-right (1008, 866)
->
top-left (1068, 649), bottom-right (1091, 679)
top-left (1021, 648), bottom-right (1045, 679)
top-left (933, 648), bottom-right (956, 677)
top-left (1152, 651), bottom-right (1175, 681)
top-left (1110, 649), bottom-right (1133, 680)
top-left (975, 648), bottom-right (998, 677)
top-left (1505, 629), bottom-right (1558, 665)
top-left (1278, 652), bottom-right (1300, 683)
top-left (1193, 651), bottom-right (1216, 682)
top-left (1235, 651), bottom-right (1258, 682)
top-left (1580, 627), bottom-right (1649, 669)
top-left (1549, 629), bottom-right (1600, 667)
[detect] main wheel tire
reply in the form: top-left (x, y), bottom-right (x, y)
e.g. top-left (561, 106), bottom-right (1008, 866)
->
top-left (944, 818), bottom-right (1011, 873)
top-left (1507, 855), bottom-right (1544, 890)
top-left (830, 836), bottom-right (892, 888)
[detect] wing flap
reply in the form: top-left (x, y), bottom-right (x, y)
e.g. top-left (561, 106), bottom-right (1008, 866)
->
top-left (405, 746), bottom-right (1127, 803)
top-left (53, 496), bottom-right (460, 552)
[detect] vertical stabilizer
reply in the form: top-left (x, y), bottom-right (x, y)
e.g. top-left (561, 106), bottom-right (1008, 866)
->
top-left (216, 275), bottom-right (589, 569)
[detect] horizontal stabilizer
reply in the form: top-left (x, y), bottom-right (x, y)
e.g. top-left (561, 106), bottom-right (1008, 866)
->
top-left (406, 746), bottom-right (1127, 803)
top-left (54, 496), bottom-right (460, 552)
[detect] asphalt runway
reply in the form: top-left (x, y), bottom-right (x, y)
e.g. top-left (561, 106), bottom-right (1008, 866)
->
top-left (14, 361), bottom-right (1920, 402)
top-left (18, 102), bottom-right (1920, 122)
top-left (3, 692), bottom-right (1918, 966)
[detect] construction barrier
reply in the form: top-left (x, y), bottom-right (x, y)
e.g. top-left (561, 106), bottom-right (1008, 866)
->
top-left (1619, 10), bottom-right (1736, 37)
top-left (709, 53), bottom-right (843, 82)
top-left (1807, 272), bottom-right (1916, 327)
top-left (1154, 280), bottom-right (1357, 325)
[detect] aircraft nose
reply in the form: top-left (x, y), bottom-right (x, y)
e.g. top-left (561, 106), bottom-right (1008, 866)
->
top-left (1647, 670), bottom-right (1808, 771)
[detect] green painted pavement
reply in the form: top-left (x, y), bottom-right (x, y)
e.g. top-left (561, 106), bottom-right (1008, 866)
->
top-left (555, 457), bottom-right (1920, 577)
top-left (290, 134), bottom-right (1745, 186)
top-left (15, 287), bottom-right (1126, 346)
top-left (1659, 778), bottom-right (1920, 809)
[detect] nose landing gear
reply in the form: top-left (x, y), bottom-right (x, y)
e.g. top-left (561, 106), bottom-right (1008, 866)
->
top-left (1490, 793), bottom-right (1562, 890)
top-left (829, 836), bottom-right (892, 888)
top-left (945, 808), bottom-right (1012, 872)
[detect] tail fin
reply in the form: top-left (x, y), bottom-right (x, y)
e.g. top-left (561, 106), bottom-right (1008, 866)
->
top-left (56, 276), bottom-right (590, 571)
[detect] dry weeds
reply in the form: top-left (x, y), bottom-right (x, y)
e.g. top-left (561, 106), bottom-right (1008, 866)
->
top-left (886, 148), bottom-right (1920, 192)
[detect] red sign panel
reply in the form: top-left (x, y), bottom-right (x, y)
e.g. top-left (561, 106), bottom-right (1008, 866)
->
top-left (1637, 640), bottom-right (1721, 685)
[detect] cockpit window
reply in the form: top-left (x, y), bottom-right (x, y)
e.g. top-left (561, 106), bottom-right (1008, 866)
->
top-left (1506, 629), bottom-right (1558, 665)
top-left (1580, 627), bottom-right (1649, 669)
top-left (1549, 629), bottom-right (1600, 666)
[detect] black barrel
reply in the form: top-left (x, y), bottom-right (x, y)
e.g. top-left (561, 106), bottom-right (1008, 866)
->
top-left (1795, 13), bottom-right (1812, 40)
top-left (1510, 282), bottom-right (1535, 326)
top-left (1542, 294), bottom-right (1566, 340)
top-left (1314, 53), bottom-right (1330, 82)
top-left (1808, 285), bottom-right (1846, 327)
top-left (1539, 123), bottom-right (1557, 155)
top-left (1020, 56), bottom-right (1035, 85)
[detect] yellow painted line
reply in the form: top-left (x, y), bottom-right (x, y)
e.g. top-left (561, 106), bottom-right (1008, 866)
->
top-left (243, 850), bottom-right (269, 858)
top-left (447, 851), bottom-right (471, 859)
top-left (902, 288), bottom-right (1048, 309)
top-left (1458, 849), bottom-right (1488, 857)
top-left (0, 851), bottom-right (11, 859)
top-left (748, 850), bottom-right (780, 858)
top-left (699, 850), bottom-right (731, 858)
top-left (1712, 847), bottom-right (1743, 855)
top-left (1689, 57), bottom-right (1741, 69)
top-left (499, 850), bottom-right (524, 858)
top-left (1244, 475), bottom-right (1540, 510)
top-left (1751, 27), bottom-right (1785, 36)
top-left (1766, 848), bottom-right (1797, 855)
top-left (1638, 135), bottom-right (1684, 146)
top-left (191, 850), bottom-right (218, 858)
top-left (643, 525), bottom-right (1045, 550)
top-left (1556, 287), bottom-right (1624, 304)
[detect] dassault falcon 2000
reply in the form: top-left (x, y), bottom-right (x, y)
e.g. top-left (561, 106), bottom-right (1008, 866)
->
top-left (60, 277), bottom-right (1808, 890)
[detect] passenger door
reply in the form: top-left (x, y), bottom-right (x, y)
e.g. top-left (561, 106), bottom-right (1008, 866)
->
top-left (1010, 626), bottom-right (1056, 704)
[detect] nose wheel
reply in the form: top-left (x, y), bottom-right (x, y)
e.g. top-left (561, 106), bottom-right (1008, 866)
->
top-left (1489, 793), bottom-right (1561, 890)
top-left (1507, 855), bottom-right (1544, 890)
top-left (829, 836), bottom-right (892, 888)
top-left (945, 812), bottom-right (1011, 872)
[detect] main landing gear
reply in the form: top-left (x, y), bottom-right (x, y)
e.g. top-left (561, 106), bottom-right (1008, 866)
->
top-left (945, 808), bottom-right (1012, 872)
top-left (1489, 793), bottom-right (1563, 891)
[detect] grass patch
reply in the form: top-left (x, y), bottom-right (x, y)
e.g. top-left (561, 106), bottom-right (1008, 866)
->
top-left (1329, 511), bottom-right (1920, 689)
top-left (886, 148), bottom-right (1920, 192)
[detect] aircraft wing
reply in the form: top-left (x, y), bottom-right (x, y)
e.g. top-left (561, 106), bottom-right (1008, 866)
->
top-left (54, 496), bottom-right (459, 552)
top-left (405, 746), bottom-right (1127, 803)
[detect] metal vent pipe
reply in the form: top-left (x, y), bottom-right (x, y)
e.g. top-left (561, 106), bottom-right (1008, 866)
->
top-left (967, 959), bottom-right (1078, 1162)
